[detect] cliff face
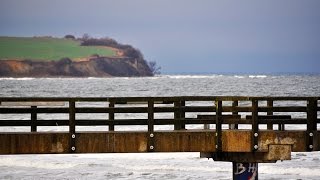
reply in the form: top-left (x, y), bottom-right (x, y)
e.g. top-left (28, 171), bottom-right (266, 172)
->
top-left (0, 57), bottom-right (153, 77)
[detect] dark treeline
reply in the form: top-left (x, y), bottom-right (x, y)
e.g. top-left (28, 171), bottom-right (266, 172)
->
top-left (63, 34), bottom-right (161, 75)
top-left (79, 36), bottom-right (143, 59)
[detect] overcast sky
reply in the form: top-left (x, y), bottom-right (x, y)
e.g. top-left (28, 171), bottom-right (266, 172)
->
top-left (1, 0), bottom-right (319, 74)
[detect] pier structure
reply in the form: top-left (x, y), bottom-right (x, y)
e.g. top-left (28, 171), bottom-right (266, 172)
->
top-left (0, 96), bottom-right (319, 179)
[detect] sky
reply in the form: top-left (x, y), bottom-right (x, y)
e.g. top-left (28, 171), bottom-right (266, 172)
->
top-left (0, 0), bottom-right (319, 74)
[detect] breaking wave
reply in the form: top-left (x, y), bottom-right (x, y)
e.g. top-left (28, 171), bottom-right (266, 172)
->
top-left (0, 77), bottom-right (35, 81)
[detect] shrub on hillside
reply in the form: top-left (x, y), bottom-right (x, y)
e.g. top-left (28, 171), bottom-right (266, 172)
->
top-left (64, 35), bottom-right (75, 39)
top-left (57, 58), bottom-right (72, 65)
top-left (81, 37), bottom-right (144, 59)
top-left (81, 37), bottom-right (118, 47)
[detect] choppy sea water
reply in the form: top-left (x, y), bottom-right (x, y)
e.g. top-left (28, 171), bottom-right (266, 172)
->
top-left (0, 74), bottom-right (320, 179)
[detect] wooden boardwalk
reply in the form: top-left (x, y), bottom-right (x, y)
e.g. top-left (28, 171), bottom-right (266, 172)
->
top-left (0, 96), bottom-right (319, 179)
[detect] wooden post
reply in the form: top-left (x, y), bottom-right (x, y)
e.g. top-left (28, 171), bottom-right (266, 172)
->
top-left (31, 106), bottom-right (37, 132)
top-left (252, 100), bottom-right (258, 151)
top-left (215, 100), bottom-right (222, 152)
top-left (267, 100), bottom-right (273, 130)
top-left (231, 100), bottom-right (240, 179)
top-left (148, 100), bottom-right (155, 152)
top-left (109, 100), bottom-right (115, 131)
top-left (306, 99), bottom-right (317, 151)
top-left (69, 100), bottom-right (76, 153)
top-left (181, 101), bottom-right (186, 130)
top-left (174, 101), bottom-right (182, 130)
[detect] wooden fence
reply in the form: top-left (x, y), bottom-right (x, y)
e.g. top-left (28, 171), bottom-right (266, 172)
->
top-left (0, 96), bottom-right (319, 162)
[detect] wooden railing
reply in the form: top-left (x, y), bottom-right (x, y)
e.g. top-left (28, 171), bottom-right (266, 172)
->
top-left (0, 96), bottom-right (319, 154)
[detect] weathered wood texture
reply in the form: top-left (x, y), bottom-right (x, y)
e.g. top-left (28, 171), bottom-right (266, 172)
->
top-left (0, 96), bottom-right (319, 160)
top-left (0, 130), bottom-right (316, 154)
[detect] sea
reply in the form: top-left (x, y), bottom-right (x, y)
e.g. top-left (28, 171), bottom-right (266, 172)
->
top-left (0, 74), bottom-right (320, 180)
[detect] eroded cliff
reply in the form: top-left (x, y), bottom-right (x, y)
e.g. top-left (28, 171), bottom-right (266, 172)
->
top-left (0, 57), bottom-right (153, 77)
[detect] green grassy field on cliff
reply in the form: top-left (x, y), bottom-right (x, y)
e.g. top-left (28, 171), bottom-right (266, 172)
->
top-left (0, 37), bottom-right (116, 60)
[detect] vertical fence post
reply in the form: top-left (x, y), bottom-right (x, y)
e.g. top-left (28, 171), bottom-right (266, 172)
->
top-left (31, 106), bottom-right (37, 132)
top-left (174, 101), bottom-right (182, 130)
top-left (215, 100), bottom-right (222, 152)
top-left (109, 100), bottom-right (115, 131)
top-left (69, 100), bottom-right (76, 153)
top-left (148, 100), bottom-right (155, 152)
top-left (306, 98), bottom-right (317, 151)
top-left (267, 100), bottom-right (273, 130)
top-left (230, 101), bottom-right (239, 129)
top-left (181, 101), bottom-right (186, 130)
top-left (252, 100), bottom-right (259, 151)
top-left (231, 100), bottom-right (240, 179)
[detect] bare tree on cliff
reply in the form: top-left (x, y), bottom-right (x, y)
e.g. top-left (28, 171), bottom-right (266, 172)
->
top-left (82, 33), bottom-right (90, 41)
top-left (148, 61), bottom-right (161, 75)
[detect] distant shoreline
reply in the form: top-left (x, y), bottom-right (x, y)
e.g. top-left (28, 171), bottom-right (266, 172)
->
top-left (0, 36), bottom-right (154, 77)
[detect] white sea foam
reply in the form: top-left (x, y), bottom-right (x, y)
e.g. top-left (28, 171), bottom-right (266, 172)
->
top-left (248, 75), bottom-right (267, 78)
top-left (164, 75), bottom-right (219, 79)
top-left (87, 77), bottom-right (101, 79)
top-left (116, 163), bottom-right (230, 173)
top-left (234, 75), bottom-right (245, 78)
top-left (0, 157), bottom-right (78, 169)
top-left (0, 77), bottom-right (35, 81)
top-left (259, 166), bottom-right (320, 177)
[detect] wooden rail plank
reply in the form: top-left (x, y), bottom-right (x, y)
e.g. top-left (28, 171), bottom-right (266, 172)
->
top-left (258, 106), bottom-right (307, 112)
top-left (1, 96), bottom-right (318, 103)
top-left (245, 115), bottom-right (292, 119)
top-left (0, 101), bottom-right (65, 106)
top-left (0, 118), bottom-right (317, 126)
top-left (0, 130), bottom-right (313, 154)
